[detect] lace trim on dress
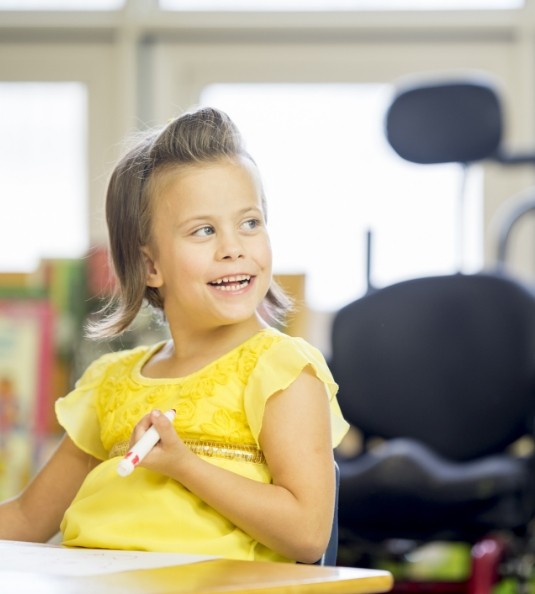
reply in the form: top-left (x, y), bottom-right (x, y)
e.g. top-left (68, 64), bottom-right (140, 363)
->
top-left (109, 439), bottom-right (266, 464)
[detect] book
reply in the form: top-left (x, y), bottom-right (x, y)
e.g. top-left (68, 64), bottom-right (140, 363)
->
top-left (0, 299), bottom-right (54, 498)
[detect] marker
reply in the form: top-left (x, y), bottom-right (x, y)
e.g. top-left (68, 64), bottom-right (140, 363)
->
top-left (117, 409), bottom-right (176, 477)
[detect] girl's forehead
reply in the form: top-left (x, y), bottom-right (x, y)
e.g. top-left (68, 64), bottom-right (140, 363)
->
top-left (149, 157), bottom-right (265, 215)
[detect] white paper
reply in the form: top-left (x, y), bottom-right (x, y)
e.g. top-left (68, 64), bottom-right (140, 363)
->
top-left (0, 539), bottom-right (217, 576)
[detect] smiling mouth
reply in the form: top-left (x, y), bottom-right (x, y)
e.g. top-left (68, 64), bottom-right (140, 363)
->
top-left (208, 275), bottom-right (252, 292)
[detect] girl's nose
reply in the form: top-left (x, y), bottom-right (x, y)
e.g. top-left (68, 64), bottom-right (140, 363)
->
top-left (216, 233), bottom-right (244, 261)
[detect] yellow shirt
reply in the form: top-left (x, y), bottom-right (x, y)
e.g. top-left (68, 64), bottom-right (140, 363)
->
top-left (55, 327), bottom-right (349, 561)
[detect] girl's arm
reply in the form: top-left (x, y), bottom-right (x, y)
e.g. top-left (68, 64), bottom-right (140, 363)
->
top-left (0, 435), bottom-right (99, 543)
top-left (137, 366), bottom-right (336, 563)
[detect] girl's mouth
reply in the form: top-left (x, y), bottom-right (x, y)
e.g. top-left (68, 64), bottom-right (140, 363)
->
top-left (208, 275), bottom-right (252, 292)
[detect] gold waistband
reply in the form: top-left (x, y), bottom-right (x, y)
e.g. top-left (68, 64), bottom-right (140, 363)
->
top-left (109, 439), bottom-right (265, 464)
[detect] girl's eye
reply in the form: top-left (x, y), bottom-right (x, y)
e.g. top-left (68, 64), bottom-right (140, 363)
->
top-left (242, 218), bottom-right (260, 231)
top-left (193, 225), bottom-right (214, 237)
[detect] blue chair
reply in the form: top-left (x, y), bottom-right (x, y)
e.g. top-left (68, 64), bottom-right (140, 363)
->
top-left (315, 460), bottom-right (340, 566)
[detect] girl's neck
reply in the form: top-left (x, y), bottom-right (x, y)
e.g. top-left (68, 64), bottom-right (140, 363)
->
top-left (144, 316), bottom-right (268, 379)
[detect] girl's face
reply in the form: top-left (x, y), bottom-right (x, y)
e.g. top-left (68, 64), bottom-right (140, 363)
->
top-left (143, 157), bottom-right (272, 333)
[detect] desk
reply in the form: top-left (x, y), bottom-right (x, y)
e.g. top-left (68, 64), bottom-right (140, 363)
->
top-left (2, 558), bottom-right (393, 594)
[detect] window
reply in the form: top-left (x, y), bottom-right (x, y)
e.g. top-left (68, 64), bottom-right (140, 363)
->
top-left (0, 0), bottom-right (124, 9)
top-left (0, 82), bottom-right (88, 272)
top-left (162, 0), bottom-right (522, 10)
top-left (202, 83), bottom-right (482, 311)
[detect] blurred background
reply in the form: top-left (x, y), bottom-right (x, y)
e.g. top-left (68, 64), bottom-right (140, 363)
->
top-left (3, 1), bottom-right (534, 335)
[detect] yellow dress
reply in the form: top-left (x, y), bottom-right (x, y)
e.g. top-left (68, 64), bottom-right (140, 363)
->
top-left (55, 327), bottom-right (349, 562)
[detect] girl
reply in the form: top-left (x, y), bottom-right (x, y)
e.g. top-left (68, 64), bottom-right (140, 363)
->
top-left (0, 107), bottom-right (349, 563)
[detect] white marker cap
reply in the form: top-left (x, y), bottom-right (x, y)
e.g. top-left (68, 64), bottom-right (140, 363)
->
top-left (117, 459), bottom-right (135, 477)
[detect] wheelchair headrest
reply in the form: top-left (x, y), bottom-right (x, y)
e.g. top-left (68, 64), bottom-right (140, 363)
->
top-left (385, 76), bottom-right (503, 165)
top-left (331, 272), bottom-right (535, 461)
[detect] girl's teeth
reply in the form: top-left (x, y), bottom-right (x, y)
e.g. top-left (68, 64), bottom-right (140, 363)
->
top-left (210, 275), bottom-right (251, 291)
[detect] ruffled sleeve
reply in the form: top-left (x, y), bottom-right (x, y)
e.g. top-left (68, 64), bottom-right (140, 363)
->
top-left (244, 335), bottom-right (350, 448)
top-left (55, 352), bottom-right (120, 461)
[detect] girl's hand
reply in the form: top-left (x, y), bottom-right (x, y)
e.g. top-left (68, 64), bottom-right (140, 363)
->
top-left (129, 409), bottom-right (191, 476)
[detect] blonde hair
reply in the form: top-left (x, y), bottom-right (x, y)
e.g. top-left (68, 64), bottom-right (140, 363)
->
top-left (87, 106), bottom-right (291, 339)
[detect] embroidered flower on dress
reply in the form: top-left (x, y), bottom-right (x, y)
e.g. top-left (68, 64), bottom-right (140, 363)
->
top-left (236, 336), bottom-right (276, 384)
top-left (175, 399), bottom-right (196, 424)
top-left (200, 408), bottom-right (248, 443)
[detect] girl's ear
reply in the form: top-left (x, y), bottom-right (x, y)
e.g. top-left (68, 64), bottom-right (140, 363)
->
top-left (141, 247), bottom-right (163, 288)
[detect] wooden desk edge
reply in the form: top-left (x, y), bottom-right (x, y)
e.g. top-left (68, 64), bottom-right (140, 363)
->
top-left (1, 557), bottom-right (394, 594)
top-left (88, 558), bottom-right (395, 594)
